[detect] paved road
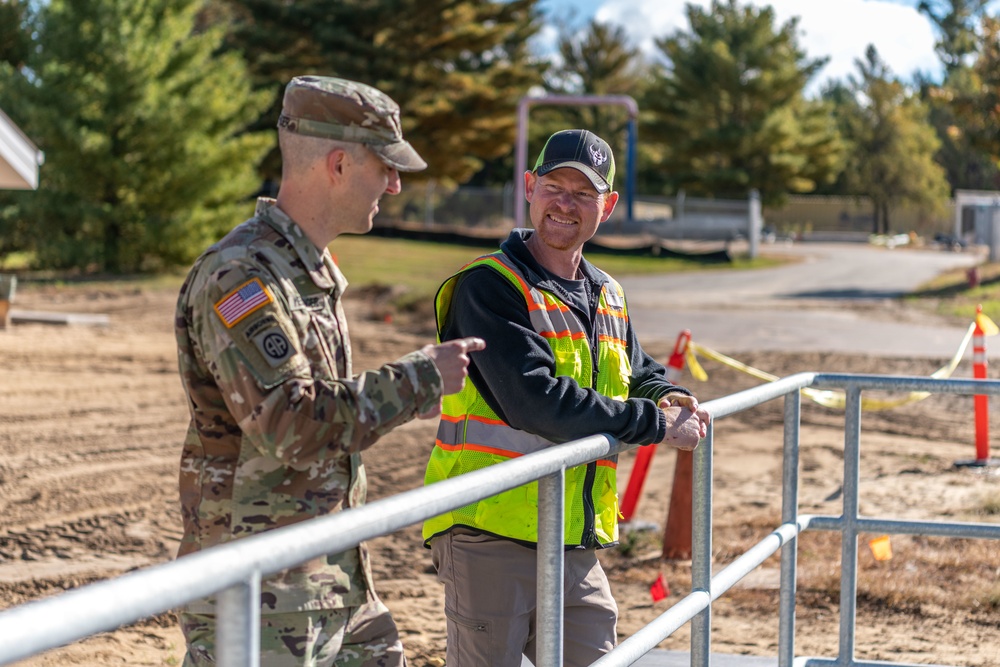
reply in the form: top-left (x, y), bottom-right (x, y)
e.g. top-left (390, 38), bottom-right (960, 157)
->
top-left (619, 242), bottom-right (983, 358)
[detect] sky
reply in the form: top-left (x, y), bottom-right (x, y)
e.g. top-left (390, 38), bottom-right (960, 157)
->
top-left (534, 0), bottom-right (1000, 95)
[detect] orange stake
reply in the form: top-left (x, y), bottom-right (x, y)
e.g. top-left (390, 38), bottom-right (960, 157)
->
top-left (973, 305), bottom-right (990, 462)
top-left (620, 445), bottom-right (654, 523)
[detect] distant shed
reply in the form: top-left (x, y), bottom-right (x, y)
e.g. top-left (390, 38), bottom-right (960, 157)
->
top-left (0, 107), bottom-right (44, 190)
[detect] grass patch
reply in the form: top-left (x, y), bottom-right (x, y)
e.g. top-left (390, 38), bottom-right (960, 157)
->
top-left (8, 234), bottom-right (781, 309)
top-left (14, 270), bottom-right (189, 294)
top-left (330, 234), bottom-right (778, 306)
top-left (907, 261), bottom-right (1000, 324)
top-left (0, 251), bottom-right (33, 271)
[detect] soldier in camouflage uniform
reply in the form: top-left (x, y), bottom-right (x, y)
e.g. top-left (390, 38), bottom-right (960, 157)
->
top-left (175, 75), bottom-right (485, 667)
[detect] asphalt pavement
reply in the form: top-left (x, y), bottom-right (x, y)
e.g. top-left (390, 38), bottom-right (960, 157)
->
top-left (618, 241), bottom-right (984, 359)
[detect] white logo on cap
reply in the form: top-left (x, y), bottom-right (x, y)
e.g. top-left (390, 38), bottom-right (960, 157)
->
top-left (589, 143), bottom-right (608, 167)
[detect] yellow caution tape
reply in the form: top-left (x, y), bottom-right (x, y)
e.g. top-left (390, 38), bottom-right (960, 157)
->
top-left (977, 310), bottom-right (1000, 336)
top-left (685, 320), bottom-right (982, 412)
top-left (684, 346), bottom-right (708, 382)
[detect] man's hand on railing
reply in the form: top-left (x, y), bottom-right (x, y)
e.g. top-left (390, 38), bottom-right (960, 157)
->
top-left (657, 394), bottom-right (711, 450)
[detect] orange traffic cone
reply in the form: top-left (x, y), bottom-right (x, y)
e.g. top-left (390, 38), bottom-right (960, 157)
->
top-left (661, 448), bottom-right (693, 560)
top-left (620, 330), bottom-right (692, 524)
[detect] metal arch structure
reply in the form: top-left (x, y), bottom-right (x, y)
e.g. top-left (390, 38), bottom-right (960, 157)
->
top-left (513, 95), bottom-right (639, 229)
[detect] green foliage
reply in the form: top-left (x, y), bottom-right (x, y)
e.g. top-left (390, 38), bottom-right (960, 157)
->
top-left (917, 75), bottom-right (1000, 192)
top-left (211, 0), bottom-right (546, 187)
top-left (917, 0), bottom-right (992, 72)
top-left (641, 0), bottom-right (844, 206)
top-left (829, 46), bottom-right (951, 234)
top-left (0, 0), bottom-right (273, 273)
top-left (330, 234), bottom-right (772, 306)
top-left (907, 260), bottom-right (1000, 324)
top-left (916, 2), bottom-right (1000, 191)
top-left (952, 15), bottom-right (1000, 166)
top-left (0, 0), bottom-right (33, 69)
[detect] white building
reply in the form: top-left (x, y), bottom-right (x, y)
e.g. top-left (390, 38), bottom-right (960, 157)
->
top-left (0, 108), bottom-right (43, 190)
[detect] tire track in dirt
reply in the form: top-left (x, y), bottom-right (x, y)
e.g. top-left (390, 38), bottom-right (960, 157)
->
top-left (0, 291), bottom-right (187, 634)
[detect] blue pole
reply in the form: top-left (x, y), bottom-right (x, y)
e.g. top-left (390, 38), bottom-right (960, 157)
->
top-left (626, 117), bottom-right (637, 223)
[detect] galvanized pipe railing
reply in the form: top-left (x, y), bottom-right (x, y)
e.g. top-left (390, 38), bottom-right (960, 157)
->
top-left (0, 432), bottom-right (619, 667)
top-left (1, 372), bottom-right (999, 667)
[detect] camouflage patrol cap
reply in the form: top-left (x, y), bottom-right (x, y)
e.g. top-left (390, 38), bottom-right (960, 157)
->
top-left (278, 76), bottom-right (427, 172)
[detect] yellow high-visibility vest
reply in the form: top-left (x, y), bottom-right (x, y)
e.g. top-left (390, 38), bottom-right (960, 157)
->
top-left (423, 252), bottom-right (632, 547)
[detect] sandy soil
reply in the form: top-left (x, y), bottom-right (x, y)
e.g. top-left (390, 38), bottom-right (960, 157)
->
top-left (0, 283), bottom-right (997, 666)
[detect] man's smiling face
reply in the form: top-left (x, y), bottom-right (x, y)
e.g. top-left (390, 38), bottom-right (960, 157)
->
top-left (524, 167), bottom-right (615, 253)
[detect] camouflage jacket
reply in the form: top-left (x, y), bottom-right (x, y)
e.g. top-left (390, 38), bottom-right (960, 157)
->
top-left (175, 198), bottom-right (442, 614)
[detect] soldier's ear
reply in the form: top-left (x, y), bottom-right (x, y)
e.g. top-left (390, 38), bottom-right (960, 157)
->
top-left (325, 148), bottom-right (350, 183)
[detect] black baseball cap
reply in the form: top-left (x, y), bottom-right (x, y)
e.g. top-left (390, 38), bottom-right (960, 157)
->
top-left (533, 129), bottom-right (616, 193)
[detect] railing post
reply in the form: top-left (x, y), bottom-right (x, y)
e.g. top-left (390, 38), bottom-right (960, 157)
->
top-left (778, 390), bottom-right (802, 667)
top-left (690, 422), bottom-right (714, 667)
top-left (839, 386), bottom-right (863, 664)
top-left (536, 470), bottom-right (565, 667)
top-left (217, 571), bottom-right (261, 667)
top-left (748, 189), bottom-right (762, 259)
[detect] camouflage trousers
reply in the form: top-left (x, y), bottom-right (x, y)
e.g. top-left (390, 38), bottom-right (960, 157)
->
top-left (179, 598), bottom-right (405, 667)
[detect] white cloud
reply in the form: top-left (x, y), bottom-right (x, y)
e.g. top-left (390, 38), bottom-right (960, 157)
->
top-left (592, 0), bottom-right (941, 94)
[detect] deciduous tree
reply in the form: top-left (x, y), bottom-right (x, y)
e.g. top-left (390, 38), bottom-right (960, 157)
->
top-left (950, 15), bottom-right (1000, 172)
top-left (916, 0), bottom-right (999, 191)
top-left (829, 46), bottom-right (950, 234)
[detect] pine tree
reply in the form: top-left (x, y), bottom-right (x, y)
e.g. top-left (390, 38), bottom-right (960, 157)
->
top-left (529, 21), bottom-right (650, 193)
top-left (641, 0), bottom-right (844, 205)
top-left (0, 0), bottom-right (272, 273)
top-left (918, 0), bottom-right (991, 72)
top-left (212, 0), bottom-right (545, 188)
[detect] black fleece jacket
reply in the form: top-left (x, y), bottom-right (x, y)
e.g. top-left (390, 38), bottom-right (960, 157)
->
top-left (438, 229), bottom-right (693, 447)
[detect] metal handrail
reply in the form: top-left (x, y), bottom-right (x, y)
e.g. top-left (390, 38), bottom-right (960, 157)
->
top-left (0, 372), bottom-right (998, 667)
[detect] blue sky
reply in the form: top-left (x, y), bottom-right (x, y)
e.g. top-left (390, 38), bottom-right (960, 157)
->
top-left (534, 0), bottom-right (1000, 94)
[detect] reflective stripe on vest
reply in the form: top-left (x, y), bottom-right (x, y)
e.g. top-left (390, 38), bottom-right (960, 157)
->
top-left (423, 252), bottom-right (631, 547)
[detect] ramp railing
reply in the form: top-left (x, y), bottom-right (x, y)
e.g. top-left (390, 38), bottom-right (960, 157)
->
top-left (0, 373), bottom-right (998, 667)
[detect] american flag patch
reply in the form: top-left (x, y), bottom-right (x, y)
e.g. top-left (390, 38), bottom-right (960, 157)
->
top-left (214, 278), bottom-right (273, 328)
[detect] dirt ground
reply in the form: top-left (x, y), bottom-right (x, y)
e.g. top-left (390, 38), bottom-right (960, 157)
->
top-left (1, 282), bottom-right (998, 666)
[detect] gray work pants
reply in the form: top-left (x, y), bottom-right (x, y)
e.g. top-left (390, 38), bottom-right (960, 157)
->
top-left (430, 531), bottom-right (617, 667)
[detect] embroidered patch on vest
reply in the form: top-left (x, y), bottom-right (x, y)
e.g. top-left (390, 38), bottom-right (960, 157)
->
top-left (214, 277), bottom-right (273, 328)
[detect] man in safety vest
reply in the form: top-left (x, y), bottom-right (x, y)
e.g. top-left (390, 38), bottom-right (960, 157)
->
top-left (423, 128), bottom-right (711, 667)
